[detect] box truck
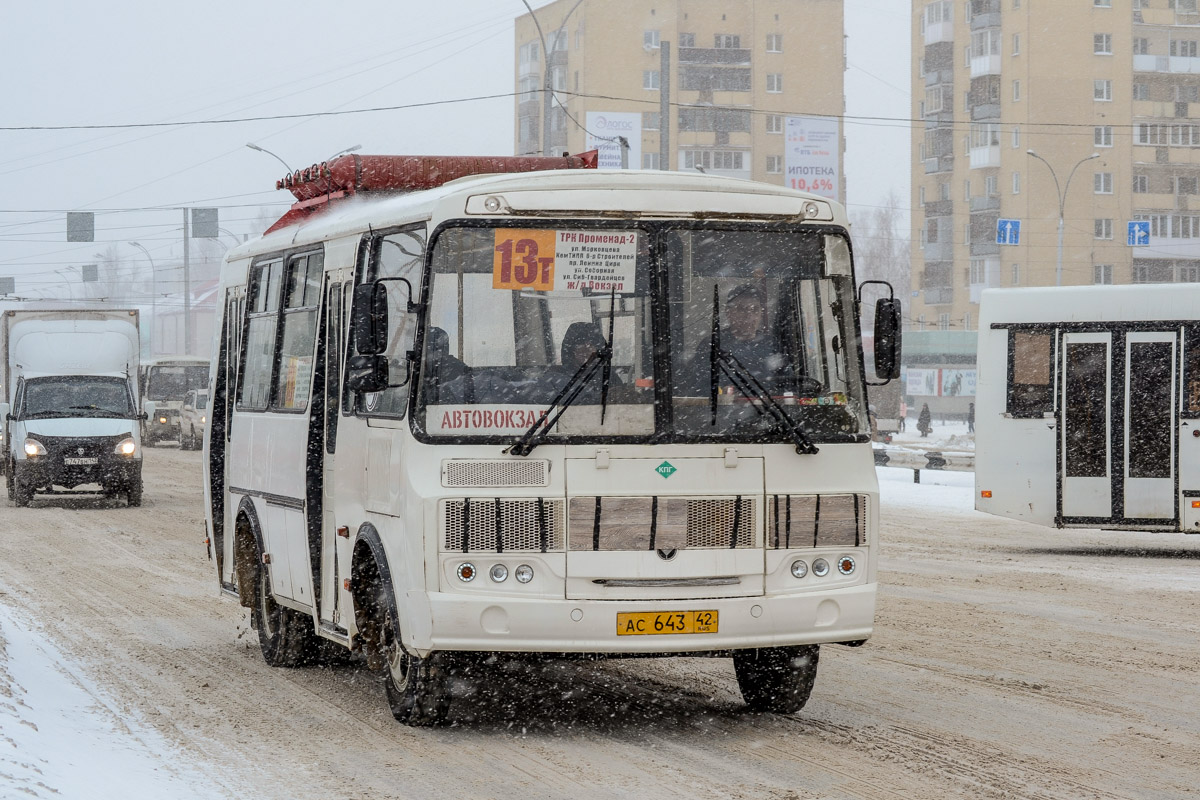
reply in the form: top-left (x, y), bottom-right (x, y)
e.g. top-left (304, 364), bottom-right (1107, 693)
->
top-left (1, 309), bottom-right (148, 506)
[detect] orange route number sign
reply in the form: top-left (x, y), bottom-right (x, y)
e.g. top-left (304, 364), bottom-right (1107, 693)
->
top-left (493, 229), bottom-right (556, 291)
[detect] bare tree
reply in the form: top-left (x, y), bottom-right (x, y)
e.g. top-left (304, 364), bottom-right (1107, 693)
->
top-left (850, 189), bottom-right (910, 296)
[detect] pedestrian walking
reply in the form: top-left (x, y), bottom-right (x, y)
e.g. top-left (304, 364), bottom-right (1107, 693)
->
top-left (917, 402), bottom-right (932, 438)
top-left (899, 398), bottom-right (908, 432)
top-left (967, 401), bottom-right (975, 434)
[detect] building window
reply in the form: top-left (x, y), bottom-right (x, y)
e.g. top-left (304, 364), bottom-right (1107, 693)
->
top-left (766, 33), bottom-right (782, 53)
top-left (1133, 83), bottom-right (1150, 101)
top-left (919, 57), bottom-right (926, 77)
top-left (766, 114), bottom-right (783, 134)
top-left (714, 34), bottom-right (740, 49)
top-left (1171, 40), bottom-right (1199, 57)
top-left (1094, 80), bottom-right (1112, 101)
top-left (1012, 33), bottom-right (1020, 55)
top-left (1178, 85), bottom-right (1200, 103)
top-left (766, 155), bottom-right (782, 173)
top-left (642, 111), bottom-right (660, 131)
top-left (643, 70), bottom-right (660, 90)
top-left (642, 152), bottom-right (661, 170)
top-left (1012, 171), bottom-right (1021, 194)
top-left (1012, 263), bottom-right (1020, 285)
top-left (1094, 125), bottom-right (1113, 147)
top-left (1012, 127), bottom-right (1020, 148)
top-left (919, 185), bottom-right (926, 206)
top-left (683, 150), bottom-right (745, 171)
top-left (1094, 264), bottom-right (1114, 284)
top-left (644, 30), bottom-right (660, 49)
top-left (519, 41), bottom-right (540, 65)
top-left (1094, 0), bottom-right (1111, 6)
top-left (1094, 33), bottom-right (1112, 55)
top-left (1094, 172), bottom-right (1113, 194)
top-left (1134, 37), bottom-right (1149, 55)
top-left (766, 73), bottom-right (783, 93)
top-left (970, 259), bottom-right (986, 284)
top-left (1012, 80), bottom-right (1021, 101)
top-left (1133, 174), bottom-right (1149, 193)
top-left (1095, 218), bottom-right (1114, 239)
top-left (985, 175), bottom-right (998, 195)
top-left (964, 179), bottom-right (972, 201)
top-left (1179, 176), bottom-right (1199, 195)
top-left (939, 313), bottom-right (951, 331)
top-left (679, 32), bottom-right (695, 48)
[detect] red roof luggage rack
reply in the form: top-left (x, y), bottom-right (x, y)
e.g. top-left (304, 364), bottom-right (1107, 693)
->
top-left (265, 150), bottom-right (599, 234)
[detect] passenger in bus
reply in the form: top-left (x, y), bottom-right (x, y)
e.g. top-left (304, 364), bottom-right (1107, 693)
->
top-left (422, 326), bottom-right (467, 404)
top-left (546, 321), bottom-right (621, 401)
top-left (682, 284), bottom-right (787, 394)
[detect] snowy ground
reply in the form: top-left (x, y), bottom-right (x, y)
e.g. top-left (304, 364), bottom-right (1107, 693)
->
top-left (0, 447), bottom-right (1196, 800)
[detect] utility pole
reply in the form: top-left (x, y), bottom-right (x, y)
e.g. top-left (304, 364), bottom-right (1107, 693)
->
top-left (182, 209), bottom-right (192, 355)
top-left (659, 41), bottom-right (671, 170)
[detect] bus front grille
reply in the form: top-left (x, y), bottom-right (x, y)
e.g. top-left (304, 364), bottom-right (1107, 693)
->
top-left (441, 459), bottom-right (550, 488)
top-left (441, 498), bottom-right (564, 552)
top-left (766, 494), bottom-right (866, 548)
top-left (566, 496), bottom-right (758, 551)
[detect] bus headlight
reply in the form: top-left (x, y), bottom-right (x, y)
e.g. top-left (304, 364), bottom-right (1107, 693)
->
top-left (456, 562), bottom-right (477, 582)
top-left (514, 564), bottom-right (534, 584)
top-left (790, 559), bottom-right (808, 579)
top-left (23, 439), bottom-right (46, 457)
top-left (489, 564), bottom-right (509, 583)
top-left (811, 558), bottom-right (830, 577)
top-left (114, 437), bottom-right (137, 456)
top-left (158, 416), bottom-right (168, 424)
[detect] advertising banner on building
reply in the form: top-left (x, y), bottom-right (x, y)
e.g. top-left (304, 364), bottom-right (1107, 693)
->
top-left (906, 368), bottom-right (939, 397)
top-left (586, 112), bottom-right (642, 169)
top-left (784, 115), bottom-right (840, 201)
top-left (905, 368), bottom-right (977, 397)
top-left (940, 369), bottom-right (977, 398)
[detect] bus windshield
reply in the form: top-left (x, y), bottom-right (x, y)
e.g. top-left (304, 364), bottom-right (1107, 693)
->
top-left (415, 223), bottom-right (866, 444)
top-left (146, 366), bottom-right (209, 401)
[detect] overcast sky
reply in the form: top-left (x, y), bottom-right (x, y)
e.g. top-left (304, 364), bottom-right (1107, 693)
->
top-left (0, 0), bottom-right (909, 300)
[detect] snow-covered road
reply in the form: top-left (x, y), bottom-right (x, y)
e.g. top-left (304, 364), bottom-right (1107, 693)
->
top-left (0, 447), bottom-right (1196, 799)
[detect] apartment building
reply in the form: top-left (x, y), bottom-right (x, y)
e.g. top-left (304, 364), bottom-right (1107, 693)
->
top-left (514, 0), bottom-right (845, 194)
top-left (911, 0), bottom-right (1200, 331)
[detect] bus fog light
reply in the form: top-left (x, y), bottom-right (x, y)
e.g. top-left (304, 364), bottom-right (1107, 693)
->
top-left (812, 558), bottom-right (830, 577)
top-left (837, 555), bottom-right (856, 575)
top-left (457, 562), bottom-right (477, 582)
top-left (514, 564), bottom-right (534, 584)
top-left (489, 564), bottom-right (509, 583)
top-left (790, 559), bottom-right (808, 579)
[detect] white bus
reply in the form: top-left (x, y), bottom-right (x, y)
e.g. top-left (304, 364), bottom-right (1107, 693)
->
top-left (204, 153), bottom-right (901, 725)
top-left (976, 285), bottom-right (1200, 532)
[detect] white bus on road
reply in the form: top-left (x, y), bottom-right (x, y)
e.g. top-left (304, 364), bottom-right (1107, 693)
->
top-left (204, 153), bottom-right (901, 725)
top-left (976, 285), bottom-right (1200, 533)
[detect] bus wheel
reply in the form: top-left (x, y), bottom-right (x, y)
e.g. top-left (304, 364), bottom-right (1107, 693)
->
top-left (733, 644), bottom-right (820, 714)
top-left (381, 614), bottom-right (449, 727)
top-left (253, 557), bottom-right (317, 667)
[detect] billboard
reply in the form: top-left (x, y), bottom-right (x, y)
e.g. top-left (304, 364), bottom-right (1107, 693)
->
top-left (784, 115), bottom-right (840, 201)
top-left (585, 112), bottom-right (642, 169)
top-left (906, 368), bottom-right (977, 397)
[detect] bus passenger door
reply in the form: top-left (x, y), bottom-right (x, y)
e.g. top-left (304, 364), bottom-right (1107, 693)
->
top-left (1181, 326), bottom-right (1200, 532)
top-left (319, 275), bottom-right (349, 628)
top-left (1059, 332), bottom-right (1112, 520)
top-left (1122, 332), bottom-right (1177, 522)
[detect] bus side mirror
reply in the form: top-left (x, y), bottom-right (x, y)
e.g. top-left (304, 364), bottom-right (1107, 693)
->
top-left (873, 298), bottom-right (902, 380)
top-left (345, 354), bottom-right (389, 393)
top-left (353, 283), bottom-right (389, 356)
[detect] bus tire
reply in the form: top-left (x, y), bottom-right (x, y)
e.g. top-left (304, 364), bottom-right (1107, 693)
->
top-left (253, 557), bottom-right (318, 668)
top-left (733, 644), bottom-right (820, 714)
top-left (381, 617), bottom-right (449, 727)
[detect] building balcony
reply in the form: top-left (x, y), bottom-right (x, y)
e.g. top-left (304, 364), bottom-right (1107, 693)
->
top-left (678, 47), bottom-right (750, 65)
top-left (969, 257), bottom-right (1001, 304)
top-left (970, 195), bottom-right (1001, 212)
top-left (970, 239), bottom-right (999, 256)
top-left (1133, 100), bottom-right (1191, 119)
top-left (1133, 145), bottom-right (1200, 166)
top-left (924, 200), bottom-right (953, 217)
top-left (970, 53), bottom-right (1001, 78)
top-left (924, 21), bottom-right (953, 46)
top-left (925, 155), bottom-right (955, 174)
top-left (923, 240), bottom-right (954, 262)
top-left (969, 145), bottom-right (1001, 169)
top-left (1132, 236), bottom-right (1200, 260)
top-left (1133, 54), bottom-right (1200, 74)
top-left (924, 287), bottom-right (955, 305)
top-left (971, 103), bottom-right (1001, 121)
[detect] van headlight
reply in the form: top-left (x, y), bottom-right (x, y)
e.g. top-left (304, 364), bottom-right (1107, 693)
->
top-left (114, 437), bottom-right (137, 456)
top-left (23, 438), bottom-right (46, 457)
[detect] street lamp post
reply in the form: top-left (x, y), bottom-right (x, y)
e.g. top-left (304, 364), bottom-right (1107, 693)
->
top-left (1026, 149), bottom-right (1101, 287)
top-left (521, 0), bottom-right (585, 157)
top-left (246, 142), bottom-right (294, 173)
top-left (128, 242), bottom-right (157, 355)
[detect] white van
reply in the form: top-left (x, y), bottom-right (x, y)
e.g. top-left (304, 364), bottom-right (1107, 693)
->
top-left (1, 309), bottom-right (147, 506)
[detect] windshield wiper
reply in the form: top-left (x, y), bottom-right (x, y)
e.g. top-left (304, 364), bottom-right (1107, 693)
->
top-left (506, 290), bottom-right (618, 457)
top-left (708, 285), bottom-right (818, 456)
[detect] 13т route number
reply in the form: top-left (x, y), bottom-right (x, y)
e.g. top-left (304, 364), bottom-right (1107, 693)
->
top-left (493, 229), bottom-right (555, 291)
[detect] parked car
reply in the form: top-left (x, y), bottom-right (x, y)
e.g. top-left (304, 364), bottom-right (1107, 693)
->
top-left (178, 389), bottom-right (208, 451)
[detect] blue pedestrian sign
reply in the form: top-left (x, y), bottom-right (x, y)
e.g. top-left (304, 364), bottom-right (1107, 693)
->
top-left (996, 218), bottom-right (1021, 245)
top-left (1127, 220), bottom-right (1150, 246)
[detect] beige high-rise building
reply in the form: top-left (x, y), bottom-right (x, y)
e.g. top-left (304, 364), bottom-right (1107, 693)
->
top-left (514, 0), bottom-right (845, 193)
top-left (910, 0), bottom-right (1200, 331)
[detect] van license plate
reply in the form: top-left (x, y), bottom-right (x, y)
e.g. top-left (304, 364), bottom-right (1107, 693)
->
top-left (63, 457), bottom-right (98, 465)
top-left (616, 610), bottom-right (718, 636)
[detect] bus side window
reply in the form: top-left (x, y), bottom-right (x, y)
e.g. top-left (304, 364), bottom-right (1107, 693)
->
top-left (238, 259), bottom-right (284, 410)
top-left (358, 227), bottom-right (425, 418)
top-left (1008, 329), bottom-right (1054, 417)
top-left (1185, 326), bottom-right (1200, 418)
top-left (272, 252), bottom-right (322, 411)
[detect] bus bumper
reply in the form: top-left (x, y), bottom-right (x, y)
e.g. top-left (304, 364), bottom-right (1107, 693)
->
top-left (420, 582), bottom-right (876, 655)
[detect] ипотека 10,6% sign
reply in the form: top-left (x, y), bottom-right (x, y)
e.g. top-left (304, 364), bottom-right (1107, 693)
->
top-left (789, 178), bottom-right (834, 193)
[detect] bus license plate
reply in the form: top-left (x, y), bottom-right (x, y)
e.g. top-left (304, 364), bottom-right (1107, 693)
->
top-left (63, 457), bottom-right (98, 466)
top-left (616, 610), bottom-right (718, 636)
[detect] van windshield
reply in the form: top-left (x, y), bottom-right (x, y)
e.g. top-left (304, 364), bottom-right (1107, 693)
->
top-left (21, 376), bottom-right (134, 419)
